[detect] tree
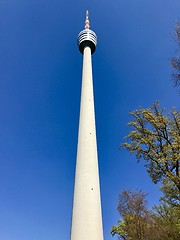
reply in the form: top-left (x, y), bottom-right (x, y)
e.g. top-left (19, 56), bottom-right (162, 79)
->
top-left (171, 22), bottom-right (180, 88)
top-left (111, 190), bottom-right (152, 240)
top-left (111, 190), bottom-right (180, 240)
top-left (112, 22), bottom-right (180, 240)
top-left (121, 103), bottom-right (180, 205)
top-left (153, 201), bottom-right (180, 240)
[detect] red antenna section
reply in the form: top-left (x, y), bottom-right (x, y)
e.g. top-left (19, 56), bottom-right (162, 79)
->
top-left (85, 10), bottom-right (90, 29)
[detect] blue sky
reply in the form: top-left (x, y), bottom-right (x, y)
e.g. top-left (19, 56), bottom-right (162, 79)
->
top-left (0, 0), bottom-right (179, 239)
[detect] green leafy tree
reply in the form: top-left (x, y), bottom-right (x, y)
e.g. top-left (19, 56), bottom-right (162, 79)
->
top-left (112, 23), bottom-right (180, 240)
top-left (111, 190), bottom-right (180, 240)
top-left (121, 103), bottom-right (180, 204)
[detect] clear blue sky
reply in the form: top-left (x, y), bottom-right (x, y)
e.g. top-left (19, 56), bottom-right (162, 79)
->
top-left (0, 0), bottom-right (179, 239)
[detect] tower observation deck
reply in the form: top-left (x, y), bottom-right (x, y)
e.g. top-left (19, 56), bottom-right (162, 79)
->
top-left (78, 10), bottom-right (97, 54)
top-left (70, 11), bottom-right (104, 240)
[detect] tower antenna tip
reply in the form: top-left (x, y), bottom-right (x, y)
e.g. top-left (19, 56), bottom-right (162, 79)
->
top-left (85, 10), bottom-right (90, 29)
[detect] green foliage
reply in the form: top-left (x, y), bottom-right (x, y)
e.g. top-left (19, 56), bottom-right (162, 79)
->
top-left (112, 22), bottom-right (180, 240)
top-left (153, 201), bottom-right (180, 240)
top-left (111, 190), bottom-right (153, 240)
top-left (112, 103), bottom-right (180, 239)
top-left (111, 220), bottom-right (127, 240)
top-left (121, 103), bottom-right (180, 204)
top-left (111, 190), bottom-right (180, 240)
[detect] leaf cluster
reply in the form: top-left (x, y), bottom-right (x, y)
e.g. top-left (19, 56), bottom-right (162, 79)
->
top-left (121, 103), bottom-right (180, 204)
top-left (111, 190), bottom-right (180, 240)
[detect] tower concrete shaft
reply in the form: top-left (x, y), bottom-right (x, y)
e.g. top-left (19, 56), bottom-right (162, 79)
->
top-left (70, 11), bottom-right (104, 240)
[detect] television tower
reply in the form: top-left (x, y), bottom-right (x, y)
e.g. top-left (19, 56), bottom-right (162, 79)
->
top-left (70, 11), bottom-right (104, 240)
